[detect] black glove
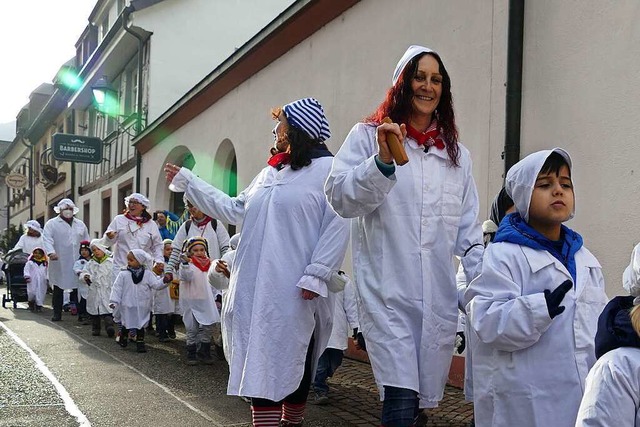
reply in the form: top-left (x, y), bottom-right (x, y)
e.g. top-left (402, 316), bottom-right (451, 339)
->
top-left (544, 280), bottom-right (572, 319)
top-left (455, 331), bottom-right (466, 354)
top-left (356, 332), bottom-right (367, 352)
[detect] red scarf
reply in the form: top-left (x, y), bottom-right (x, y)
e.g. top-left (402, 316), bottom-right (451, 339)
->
top-left (191, 255), bottom-right (211, 272)
top-left (267, 152), bottom-right (291, 169)
top-left (192, 215), bottom-right (212, 228)
top-left (405, 121), bottom-right (445, 150)
top-left (125, 212), bottom-right (150, 226)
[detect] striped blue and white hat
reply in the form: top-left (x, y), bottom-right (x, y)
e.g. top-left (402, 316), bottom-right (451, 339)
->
top-left (283, 97), bottom-right (331, 142)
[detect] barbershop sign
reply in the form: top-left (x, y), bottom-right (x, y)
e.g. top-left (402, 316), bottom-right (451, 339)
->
top-left (53, 133), bottom-right (103, 164)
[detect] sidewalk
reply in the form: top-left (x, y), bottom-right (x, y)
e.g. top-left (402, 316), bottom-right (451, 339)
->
top-left (318, 358), bottom-right (474, 426)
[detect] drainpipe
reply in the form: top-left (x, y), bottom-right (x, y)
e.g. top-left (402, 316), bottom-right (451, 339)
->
top-left (503, 0), bottom-right (525, 177)
top-left (123, 6), bottom-right (145, 192)
top-left (20, 137), bottom-right (34, 219)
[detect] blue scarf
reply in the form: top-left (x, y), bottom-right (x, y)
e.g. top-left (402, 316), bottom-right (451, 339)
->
top-left (493, 213), bottom-right (583, 283)
top-left (127, 266), bottom-right (145, 284)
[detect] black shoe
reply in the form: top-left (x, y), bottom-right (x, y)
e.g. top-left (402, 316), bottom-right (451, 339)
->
top-left (186, 344), bottom-right (198, 365)
top-left (119, 337), bottom-right (128, 348)
top-left (51, 316), bottom-right (62, 322)
top-left (63, 304), bottom-right (70, 312)
top-left (198, 342), bottom-right (214, 365)
top-left (35, 305), bottom-right (43, 313)
top-left (106, 326), bottom-right (115, 338)
top-left (28, 301), bottom-right (35, 311)
top-left (136, 341), bottom-right (147, 353)
top-left (168, 330), bottom-right (176, 339)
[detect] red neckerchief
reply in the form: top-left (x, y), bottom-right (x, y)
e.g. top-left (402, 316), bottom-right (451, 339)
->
top-left (191, 255), bottom-right (211, 272)
top-left (405, 121), bottom-right (445, 150)
top-left (125, 212), bottom-right (150, 226)
top-left (267, 152), bottom-right (291, 169)
top-left (192, 216), bottom-right (212, 229)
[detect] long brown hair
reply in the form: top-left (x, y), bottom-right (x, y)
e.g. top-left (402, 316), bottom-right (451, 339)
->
top-left (366, 51), bottom-right (460, 166)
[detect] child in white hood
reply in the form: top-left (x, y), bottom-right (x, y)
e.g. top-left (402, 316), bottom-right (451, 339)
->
top-left (23, 247), bottom-right (48, 312)
top-left (81, 239), bottom-right (115, 337)
top-left (464, 148), bottom-right (608, 427)
top-left (109, 249), bottom-right (166, 353)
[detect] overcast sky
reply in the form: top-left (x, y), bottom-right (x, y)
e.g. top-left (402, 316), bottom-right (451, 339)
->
top-left (0, 1), bottom-right (96, 127)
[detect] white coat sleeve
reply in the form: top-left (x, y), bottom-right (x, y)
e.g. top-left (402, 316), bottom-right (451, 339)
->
top-left (464, 246), bottom-right (553, 352)
top-left (168, 224), bottom-right (188, 273)
top-left (456, 261), bottom-right (468, 312)
top-left (110, 271), bottom-right (125, 305)
top-left (575, 356), bottom-right (639, 426)
top-left (454, 156), bottom-right (484, 285)
top-left (295, 202), bottom-right (350, 297)
top-left (207, 261), bottom-right (229, 291)
top-left (179, 264), bottom-right (194, 283)
top-left (343, 278), bottom-right (360, 330)
top-left (23, 261), bottom-right (34, 279)
top-left (148, 223), bottom-right (164, 264)
top-left (170, 167), bottom-right (249, 225)
top-left (103, 217), bottom-right (119, 247)
top-left (324, 123), bottom-right (397, 219)
top-left (147, 272), bottom-right (168, 290)
top-left (623, 243), bottom-right (640, 296)
top-left (43, 221), bottom-right (56, 256)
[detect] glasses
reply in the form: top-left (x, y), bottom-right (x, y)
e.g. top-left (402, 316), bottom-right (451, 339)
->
top-left (128, 200), bottom-right (142, 206)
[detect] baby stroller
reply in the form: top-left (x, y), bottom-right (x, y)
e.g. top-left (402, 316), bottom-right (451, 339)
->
top-left (2, 251), bottom-right (29, 308)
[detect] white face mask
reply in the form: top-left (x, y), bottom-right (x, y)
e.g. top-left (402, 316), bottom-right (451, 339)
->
top-left (61, 209), bottom-right (74, 219)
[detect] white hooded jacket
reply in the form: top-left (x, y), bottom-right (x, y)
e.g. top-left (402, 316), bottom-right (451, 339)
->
top-left (464, 148), bottom-right (608, 427)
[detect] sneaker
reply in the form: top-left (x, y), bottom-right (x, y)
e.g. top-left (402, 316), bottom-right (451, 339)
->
top-left (309, 393), bottom-right (329, 405)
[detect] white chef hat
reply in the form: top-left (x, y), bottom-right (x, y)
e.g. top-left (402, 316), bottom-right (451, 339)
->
top-left (24, 220), bottom-right (43, 234)
top-left (129, 249), bottom-right (152, 268)
top-left (124, 193), bottom-right (150, 209)
top-left (89, 238), bottom-right (111, 256)
top-left (392, 45), bottom-right (435, 86)
top-left (53, 198), bottom-right (79, 215)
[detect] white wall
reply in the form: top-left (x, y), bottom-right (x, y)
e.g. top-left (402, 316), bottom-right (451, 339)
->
top-left (144, 0), bottom-right (640, 296)
top-left (520, 0), bottom-right (640, 294)
top-left (133, 0), bottom-right (295, 123)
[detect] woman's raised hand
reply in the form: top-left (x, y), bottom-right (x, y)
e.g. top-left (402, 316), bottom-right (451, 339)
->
top-left (164, 163), bottom-right (181, 184)
top-left (375, 121), bottom-right (406, 164)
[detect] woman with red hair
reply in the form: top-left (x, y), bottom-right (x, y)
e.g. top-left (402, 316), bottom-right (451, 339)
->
top-left (325, 45), bottom-right (483, 427)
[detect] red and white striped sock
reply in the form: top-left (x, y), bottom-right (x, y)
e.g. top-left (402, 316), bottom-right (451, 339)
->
top-left (251, 405), bottom-right (281, 427)
top-left (281, 402), bottom-right (305, 424)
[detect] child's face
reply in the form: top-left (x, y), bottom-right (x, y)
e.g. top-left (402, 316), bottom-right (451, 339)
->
top-left (92, 247), bottom-right (105, 259)
top-left (189, 244), bottom-right (207, 258)
top-left (529, 164), bottom-right (574, 226)
top-left (127, 252), bottom-right (141, 268)
top-left (33, 249), bottom-right (44, 258)
top-left (80, 248), bottom-right (91, 259)
top-left (163, 244), bottom-right (172, 258)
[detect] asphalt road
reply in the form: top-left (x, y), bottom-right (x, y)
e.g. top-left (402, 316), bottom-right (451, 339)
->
top-left (0, 293), bottom-right (348, 427)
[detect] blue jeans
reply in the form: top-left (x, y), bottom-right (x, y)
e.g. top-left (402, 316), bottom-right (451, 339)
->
top-left (312, 348), bottom-right (344, 395)
top-left (381, 386), bottom-right (419, 427)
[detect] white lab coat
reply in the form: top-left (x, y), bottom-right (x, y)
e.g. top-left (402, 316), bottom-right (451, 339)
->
top-left (73, 258), bottom-right (90, 300)
top-left (324, 123), bottom-right (483, 407)
top-left (327, 277), bottom-right (360, 350)
top-left (109, 269), bottom-right (166, 329)
top-left (171, 157), bottom-right (350, 401)
top-left (81, 258), bottom-right (114, 316)
top-left (575, 347), bottom-right (640, 427)
top-left (24, 260), bottom-right (47, 306)
top-left (178, 263), bottom-right (220, 328)
top-left (43, 216), bottom-right (90, 289)
top-left (12, 235), bottom-right (44, 255)
top-left (464, 242), bottom-right (608, 427)
top-left (103, 215), bottom-right (163, 270)
top-left (623, 242), bottom-right (640, 296)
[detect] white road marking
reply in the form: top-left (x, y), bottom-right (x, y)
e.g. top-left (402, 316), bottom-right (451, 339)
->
top-left (45, 319), bottom-right (223, 426)
top-left (0, 321), bottom-right (91, 426)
